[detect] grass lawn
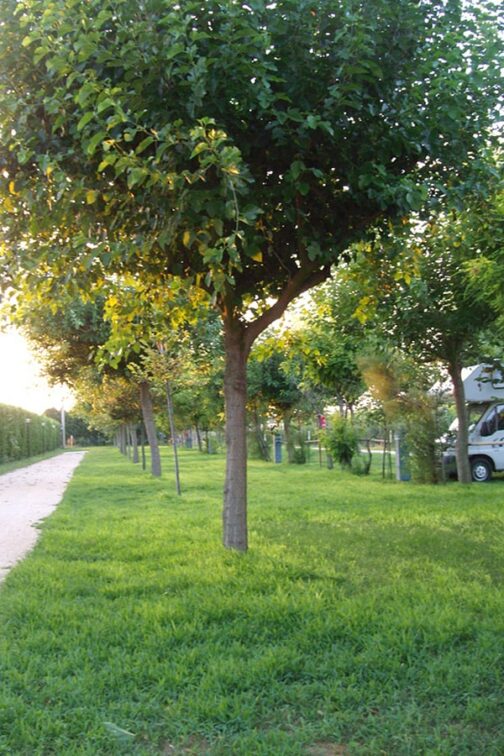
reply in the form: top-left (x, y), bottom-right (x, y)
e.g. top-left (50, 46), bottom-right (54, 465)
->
top-left (0, 447), bottom-right (503, 755)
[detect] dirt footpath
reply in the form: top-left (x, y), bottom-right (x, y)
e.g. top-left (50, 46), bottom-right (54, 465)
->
top-left (0, 451), bottom-right (85, 584)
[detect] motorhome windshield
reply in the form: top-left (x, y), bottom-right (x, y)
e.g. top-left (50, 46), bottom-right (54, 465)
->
top-left (450, 403), bottom-right (491, 433)
top-left (469, 403), bottom-right (490, 429)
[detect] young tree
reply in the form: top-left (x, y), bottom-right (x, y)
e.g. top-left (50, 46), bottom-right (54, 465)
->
top-left (346, 195), bottom-right (502, 482)
top-left (1, 0), bottom-right (501, 547)
top-left (295, 277), bottom-right (368, 416)
top-left (14, 295), bottom-right (164, 475)
top-left (248, 347), bottom-right (307, 462)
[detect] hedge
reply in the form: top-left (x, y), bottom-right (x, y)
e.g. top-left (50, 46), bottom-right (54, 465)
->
top-left (0, 404), bottom-right (61, 464)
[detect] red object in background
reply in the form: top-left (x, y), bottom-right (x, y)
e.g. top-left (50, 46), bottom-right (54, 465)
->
top-left (318, 414), bottom-right (326, 429)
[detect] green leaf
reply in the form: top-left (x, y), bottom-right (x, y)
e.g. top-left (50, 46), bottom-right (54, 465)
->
top-left (291, 160), bottom-right (305, 180)
top-left (75, 82), bottom-right (96, 107)
top-left (77, 111), bottom-right (95, 131)
top-left (96, 98), bottom-right (114, 115)
top-left (165, 43), bottom-right (185, 60)
top-left (135, 136), bottom-right (154, 155)
top-left (127, 167), bottom-right (148, 188)
top-left (97, 155), bottom-right (117, 172)
top-left (86, 131), bottom-right (106, 156)
top-left (123, 129), bottom-right (136, 143)
top-left (190, 142), bottom-right (210, 159)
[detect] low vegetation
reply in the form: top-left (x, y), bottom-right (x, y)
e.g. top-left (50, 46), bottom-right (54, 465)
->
top-left (0, 403), bottom-right (60, 464)
top-left (0, 448), bottom-right (503, 754)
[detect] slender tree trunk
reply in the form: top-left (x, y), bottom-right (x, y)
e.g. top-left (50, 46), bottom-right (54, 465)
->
top-left (382, 427), bottom-right (387, 479)
top-left (448, 360), bottom-right (471, 484)
top-left (129, 424), bottom-right (139, 464)
top-left (140, 425), bottom-right (146, 471)
top-left (195, 424), bottom-right (203, 452)
top-left (284, 410), bottom-right (295, 463)
top-left (253, 406), bottom-right (270, 461)
top-left (119, 424), bottom-right (127, 455)
top-left (139, 381), bottom-right (162, 477)
top-left (222, 319), bottom-right (249, 551)
top-left (166, 380), bottom-right (181, 495)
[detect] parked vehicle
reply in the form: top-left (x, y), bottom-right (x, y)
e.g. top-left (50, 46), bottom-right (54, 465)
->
top-left (443, 364), bottom-right (504, 482)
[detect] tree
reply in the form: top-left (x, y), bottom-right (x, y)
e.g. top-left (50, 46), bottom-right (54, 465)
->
top-left (248, 346), bottom-right (307, 463)
top-left (44, 407), bottom-right (108, 446)
top-left (295, 277), bottom-right (368, 416)
top-left (1, 0), bottom-right (502, 548)
top-left (346, 194), bottom-right (502, 483)
top-left (15, 295), bottom-right (164, 475)
top-left (463, 189), bottom-right (504, 326)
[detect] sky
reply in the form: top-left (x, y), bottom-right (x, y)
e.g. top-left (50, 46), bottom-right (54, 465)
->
top-left (0, 328), bottom-right (74, 415)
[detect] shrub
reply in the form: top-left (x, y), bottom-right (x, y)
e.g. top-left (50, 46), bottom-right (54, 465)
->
top-left (324, 415), bottom-right (360, 469)
top-left (0, 404), bottom-right (61, 464)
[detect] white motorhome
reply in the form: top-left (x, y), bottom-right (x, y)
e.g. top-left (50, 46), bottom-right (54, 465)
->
top-left (443, 364), bottom-right (504, 482)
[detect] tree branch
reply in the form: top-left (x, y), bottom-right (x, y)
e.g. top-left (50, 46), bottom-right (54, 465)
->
top-left (243, 264), bottom-right (331, 353)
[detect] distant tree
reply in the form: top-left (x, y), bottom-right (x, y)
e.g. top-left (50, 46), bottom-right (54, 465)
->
top-left (346, 192), bottom-right (502, 482)
top-left (248, 348), bottom-right (307, 462)
top-left (18, 296), bottom-right (163, 474)
top-left (44, 407), bottom-right (108, 446)
top-left (295, 277), bottom-right (368, 416)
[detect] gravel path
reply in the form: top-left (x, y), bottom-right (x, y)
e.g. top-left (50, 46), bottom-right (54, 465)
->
top-left (0, 451), bottom-right (85, 584)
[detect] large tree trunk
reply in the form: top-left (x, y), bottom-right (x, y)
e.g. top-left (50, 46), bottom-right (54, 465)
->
top-left (222, 319), bottom-right (249, 551)
top-left (139, 381), bottom-right (162, 477)
top-left (448, 360), bottom-right (471, 484)
top-left (219, 265), bottom-right (331, 551)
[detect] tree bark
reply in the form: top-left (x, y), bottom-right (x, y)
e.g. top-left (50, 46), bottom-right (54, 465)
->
top-left (166, 380), bottom-right (181, 495)
top-left (284, 410), bottom-right (295, 463)
top-left (219, 264), bottom-right (331, 551)
top-left (139, 381), bottom-right (162, 477)
top-left (119, 424), bottom-right (127, 455)
top-left (140, 424), bottom-right (146, 470)
top-left (129, 424), bottom-right (139, 464)
top-left (195, 424), bottom-right (203, 452)
top-left (448, 360), bottom-right (471, 484)
top-left (253, 406), bottom-right (271, 461)
top-left (222, 318), bottom-right (249, 551)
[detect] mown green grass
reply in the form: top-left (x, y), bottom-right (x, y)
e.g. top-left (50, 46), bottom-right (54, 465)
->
top-left (0, 448), bottom-right (503, 755)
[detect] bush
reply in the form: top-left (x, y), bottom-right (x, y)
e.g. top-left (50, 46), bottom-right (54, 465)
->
top-left (324, 415), bottom-right (360, 469)
top-left (0, 404), bottom-right (61, 464)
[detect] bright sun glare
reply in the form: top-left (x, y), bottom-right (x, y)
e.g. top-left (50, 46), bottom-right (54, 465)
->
top-left (0, 328), bottom-right (73, 415)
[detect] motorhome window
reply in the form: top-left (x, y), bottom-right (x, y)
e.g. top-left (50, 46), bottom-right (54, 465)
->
top-left (469, 405), bottom-right (489, 427)
top-left (481, 406), bottom-right (504, 436)
top-left (481, 409), bottom-right (497, 436)
top-left (498, 406), bottom-right (504, 431)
